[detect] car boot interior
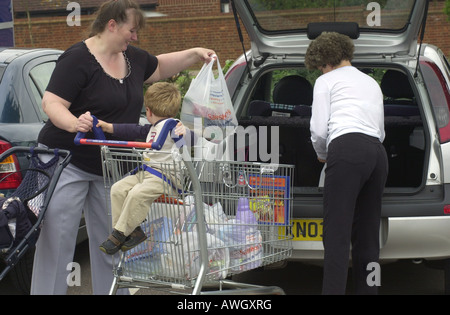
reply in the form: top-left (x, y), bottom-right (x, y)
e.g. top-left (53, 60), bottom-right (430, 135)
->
top-left (237, 66), bottom-right (425, 190)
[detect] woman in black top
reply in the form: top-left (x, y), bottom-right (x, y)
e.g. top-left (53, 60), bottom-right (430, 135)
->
top-left (31, 0), bottom-right (215, 295)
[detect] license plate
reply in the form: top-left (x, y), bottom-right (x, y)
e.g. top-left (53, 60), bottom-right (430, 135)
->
top-left (292, 219), bottom-right (323, 241)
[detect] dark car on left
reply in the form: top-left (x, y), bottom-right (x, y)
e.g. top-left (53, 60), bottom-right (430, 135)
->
top-left (0, 47), bottom-right (61, 188)
top-left (0, 47), bottom-right (87, 294)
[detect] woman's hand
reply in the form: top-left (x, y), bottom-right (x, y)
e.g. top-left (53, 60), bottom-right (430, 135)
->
top-left (196, 48), bottom-right (216, 63)
top-left (76, 111), bottom-right (93, 133)
top-left (148, 47), bottom-right (217, 83)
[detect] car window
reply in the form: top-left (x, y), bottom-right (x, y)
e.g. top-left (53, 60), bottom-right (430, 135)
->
top-left (28, 61), bottom-right (56, 121)
top-left (244, 66), bottom-right (413, 117)
top-left (244, 0), bottom-right (415, 33)
top-left (0, 66), bottom-right (5, 80)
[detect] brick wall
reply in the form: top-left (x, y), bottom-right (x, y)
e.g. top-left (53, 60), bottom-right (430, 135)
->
top-left (13, 0), bottom-right (246, 69)
top-left (12, 1), bottom-right (450, 70)
top-left (157, 0), bottom-right (221, 18)
top-left (427, 1), bottom-right (450, 53)
top-left (138, 0), bottom-right (242, 68)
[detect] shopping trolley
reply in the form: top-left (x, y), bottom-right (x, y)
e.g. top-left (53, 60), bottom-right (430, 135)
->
top-left (0, 146), bottom-right (71, 282)
top-left (76, 117), bottom-right (294, 295)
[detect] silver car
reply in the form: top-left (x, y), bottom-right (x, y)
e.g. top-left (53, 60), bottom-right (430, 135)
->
top-left (225, 0), bottom-right (450, 293)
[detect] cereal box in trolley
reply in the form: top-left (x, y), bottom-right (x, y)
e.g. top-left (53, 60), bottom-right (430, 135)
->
top-left (247, 175), bottom-right (290, 225)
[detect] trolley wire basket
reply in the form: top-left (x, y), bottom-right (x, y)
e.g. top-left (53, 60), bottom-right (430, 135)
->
top-left (101, 146), bottom-right (294, 295)
top-left (76, 116), bottom-right (294, 295)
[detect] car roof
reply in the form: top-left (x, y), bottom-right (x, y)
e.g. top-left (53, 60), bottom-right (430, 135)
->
top-left (0, 48), bottom-right (62, 64)
top-left (233, 0), bottom-right (427, 60)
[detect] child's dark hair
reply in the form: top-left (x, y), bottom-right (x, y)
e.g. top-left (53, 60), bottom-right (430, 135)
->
top-left (305, 32), bottom-right (355, 70)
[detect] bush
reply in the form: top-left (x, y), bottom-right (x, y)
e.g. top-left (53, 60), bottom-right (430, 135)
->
top-left (445, 0), bottom-right (450, 20)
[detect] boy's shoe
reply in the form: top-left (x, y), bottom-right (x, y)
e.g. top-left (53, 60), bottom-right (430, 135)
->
top-left (121, 226), bottom-right (147, 251)
top-left (99, 229), bottom-right (127, 255)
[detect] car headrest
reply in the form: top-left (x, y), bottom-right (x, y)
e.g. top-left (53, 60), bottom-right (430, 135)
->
top-left (248, 100), bottom-right (312, 117)
top-left (248, 100), bottom-right (272, 116)
top-left (381, 70), bottom-right (414, 99)
top-left (273, 75), bottom-right (313, 106)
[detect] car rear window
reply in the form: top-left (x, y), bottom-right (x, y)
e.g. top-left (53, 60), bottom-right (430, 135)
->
top-left (244, 0), bottom-right (416, 33)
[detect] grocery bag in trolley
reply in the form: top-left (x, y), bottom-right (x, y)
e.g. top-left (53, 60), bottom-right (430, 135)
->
top-left (160, 231), bottom-right (230, 281)
top-left (181, 56), bottom-right (238, 142)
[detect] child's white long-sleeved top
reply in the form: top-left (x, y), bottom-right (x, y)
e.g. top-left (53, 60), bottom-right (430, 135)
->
top-left (310, 66), bottom-right (385, 160)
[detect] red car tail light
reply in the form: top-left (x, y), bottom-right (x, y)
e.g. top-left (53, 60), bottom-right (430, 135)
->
top-left (420, 59), bottom-right (450, 143)
top-left (0, 141), bottom-right (22, 190)
top-left (445, 205), bottom-right (450, 215)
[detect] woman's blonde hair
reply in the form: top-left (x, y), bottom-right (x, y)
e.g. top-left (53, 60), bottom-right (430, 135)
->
top-left (144, 82), bottom-right (182, 118)
top-left (89, 0), bottom-right (145, 37)
top-left (305, 32), bottom-right (355, 70)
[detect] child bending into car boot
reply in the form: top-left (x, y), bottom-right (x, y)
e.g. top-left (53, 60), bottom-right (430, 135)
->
top-left (97, 82), bottom-right (186, 255)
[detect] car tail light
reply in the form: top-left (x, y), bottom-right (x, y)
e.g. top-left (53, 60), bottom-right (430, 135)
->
top-left (420, 59), bottom-right (450, 143)
top-left (444, 205), bottom-right (450, 215)
top-left (0, 141), bottom-right (22, 190)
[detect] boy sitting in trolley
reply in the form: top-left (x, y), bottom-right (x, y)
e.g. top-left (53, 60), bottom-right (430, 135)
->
top-left (97, 82), bottom-right (186, 255)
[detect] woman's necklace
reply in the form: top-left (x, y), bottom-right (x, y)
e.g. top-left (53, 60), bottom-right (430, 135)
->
top-left (104, 52), bottom-right (131, 84)
top-left (84, 40), bottom-right (131, 84)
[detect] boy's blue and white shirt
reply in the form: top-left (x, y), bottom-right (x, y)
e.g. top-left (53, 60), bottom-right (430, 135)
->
top-left (143, 118), bottom-right (182, 167)
top-left (112, 118), bottom-right (183, 170)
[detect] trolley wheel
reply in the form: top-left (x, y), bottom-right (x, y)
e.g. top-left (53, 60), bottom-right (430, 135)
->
top-left (8, 246), bottom-right (34, 295)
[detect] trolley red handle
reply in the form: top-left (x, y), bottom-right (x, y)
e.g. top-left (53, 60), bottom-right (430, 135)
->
top-left (76, 138), bottom-right (155, 148)
top-left (74, 116), bottom-right (184, 149)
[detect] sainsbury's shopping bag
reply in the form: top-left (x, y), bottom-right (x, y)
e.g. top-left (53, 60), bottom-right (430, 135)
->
top-left (181, 57), bottom-right (238, 141)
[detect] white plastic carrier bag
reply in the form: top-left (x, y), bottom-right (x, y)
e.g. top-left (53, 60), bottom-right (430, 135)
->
top-left (160, 231), bottom-right (230, 280)
top-left (181, 56), bottom-right (238, 142)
